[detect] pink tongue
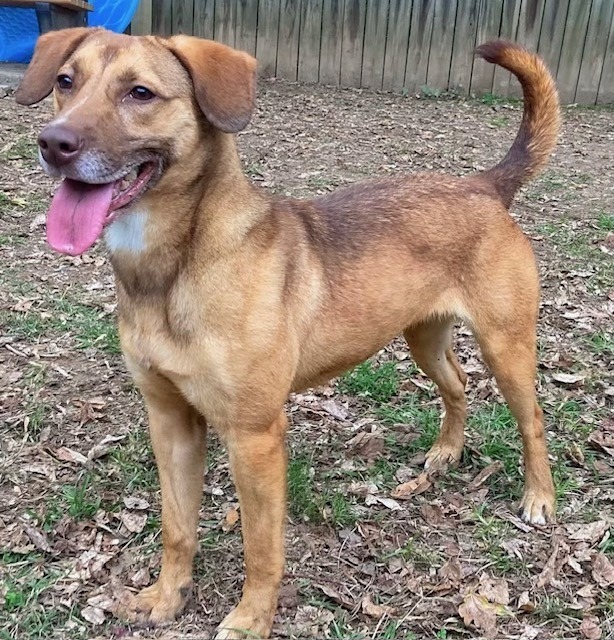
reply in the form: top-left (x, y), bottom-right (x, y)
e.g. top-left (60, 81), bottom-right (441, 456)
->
top-left (46, 179), bottom-right (114, 256)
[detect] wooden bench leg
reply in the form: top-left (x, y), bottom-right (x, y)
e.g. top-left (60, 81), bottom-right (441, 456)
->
top-left (34, 2), bottom-right (88, 32)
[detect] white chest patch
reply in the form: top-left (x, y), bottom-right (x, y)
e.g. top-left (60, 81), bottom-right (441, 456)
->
top-left (105, 209), bottom-right (149, 254)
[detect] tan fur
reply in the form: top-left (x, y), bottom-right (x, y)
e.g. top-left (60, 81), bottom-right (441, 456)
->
top-left (17, 29), bottom-right (560, 639)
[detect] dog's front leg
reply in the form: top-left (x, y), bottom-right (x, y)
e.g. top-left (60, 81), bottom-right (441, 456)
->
top-left (215, 411), bottom-right (288, 640)
top-left (128, 370), bottom-right (207, 624)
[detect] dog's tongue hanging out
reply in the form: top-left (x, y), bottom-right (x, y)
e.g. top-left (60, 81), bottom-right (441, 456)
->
top-left (46, 179), bottom-right (114, 256)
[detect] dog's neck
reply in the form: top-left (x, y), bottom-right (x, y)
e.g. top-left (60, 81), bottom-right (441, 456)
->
top-left (107, 132), bottom-right (261, 298)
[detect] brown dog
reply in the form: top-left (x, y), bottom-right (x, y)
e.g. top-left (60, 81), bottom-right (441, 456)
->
top-left (16, 29), bottom-right (559, 638)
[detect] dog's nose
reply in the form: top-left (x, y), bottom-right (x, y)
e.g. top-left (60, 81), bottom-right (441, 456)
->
top-left (38, 124), bottom-right (84, 167)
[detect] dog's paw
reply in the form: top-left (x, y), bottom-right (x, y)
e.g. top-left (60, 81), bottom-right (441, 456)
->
top-left (424, 440), bottom-right (463, 473)
top-left (128, 579), bottom-right (192, 625)
top-left (215, 603), bottom-right (274, 639)
top-left (519, 490), bottom-right (556, 525)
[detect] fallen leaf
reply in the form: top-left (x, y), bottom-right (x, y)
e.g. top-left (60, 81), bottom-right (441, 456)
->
top-left (346, 431), bottom-right (384, 461)
top-left (566, 521), bottom-right (608, 543)
top-left (29, 213), bottom-right (46, 231)
top-left (123, 496), bottom-right (150, 510)
top-left (420, 503), bottom-right (445, 526)
top-left (518, 625), bottom-right (540, 640)
top-left (81, 605), bottom-right (106, 625)
top-left (591, 553), bottom-right (614, 587)
top-left (130, 567), bottom-right (150, 588)
top-left (361, 594), bottom-right (395, 618)
top-left (588, 431), bottom-right (614, 457)
top-left (320, 399), bottom-right (348, 421)
top-left (222, 506), bottom-right (240, 531)
top-left (458, 593), bottom-right (497, 636)
top-left (347, 481), bottom-right (378, 496)
top-left (551, 372), bottom-right (586, 385)
top-left (439, 558), bottom-right (462, 584)
top-left (86, 594), bottom-right (115, 612)
top-left (391, 472), bottom-right (431, 499)
top-left (517, 591), bottom-right (535, 612)
top-left (120, 511), bottom-right (148, 533)
top-left (467, 461), bottom-right (503, 491)
top-left (536, 540), bottom-right (560, 588)
top-left (24, 525), bottom-right (51, 553)
top-left (55, 446), bottom-right (88, 465)
top-left (315, 584), bottom-right (353, 609)
top-left (365, 495), bottom-right (402, 511)
top-left (87, 434), bottom-right (126, 461)
top-left (478, 573), bottom-right (510, 605)
top-left (579, 615), bottom-right (602, 639)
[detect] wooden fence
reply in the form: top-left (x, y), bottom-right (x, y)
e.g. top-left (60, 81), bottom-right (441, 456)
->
top-left (130, 0), bottom-right (614, 105)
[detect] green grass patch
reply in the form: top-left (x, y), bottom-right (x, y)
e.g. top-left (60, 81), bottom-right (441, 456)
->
top-left (489, 115), bottom-right (509, 127)
top-left (288, 456), bottom-right (356, 526)
top-left (383, 536), bottom-right (443, 569)
top-left (339, 361), bottom-right (400, 404)
top-left (1, 136), bottom-right (39, 162)
top-left (0, 554), bottom-right (87, 639)
top-left (108, 427), bottom-right (158, 492)
top-left (472, 505), bottom-right (528, 574)
top-left (1, 295), bottom-right (120, 354)
top-left (597, 211), bottom-right (614, 231)
top-left (39, 473), bottom-right (102, 530)
top-left (377, 399), bottom-right (440, 453)
top-left (479, 92), bottom-right (520, 106)
top-left (586, 330), bottom-right (613, 355)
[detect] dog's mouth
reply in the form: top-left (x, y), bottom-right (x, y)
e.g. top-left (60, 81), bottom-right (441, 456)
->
top-left (46, 160), bottom-right (159, 256)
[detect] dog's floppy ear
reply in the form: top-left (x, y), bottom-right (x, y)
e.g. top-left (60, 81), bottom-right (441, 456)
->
top-left (15, 28), bottom-right (99, 105)
top-left (166, 35), bottom-right (257, 133)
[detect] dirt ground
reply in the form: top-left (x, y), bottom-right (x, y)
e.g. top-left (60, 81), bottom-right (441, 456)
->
top-left (0, 79), bottom-right (613, 640)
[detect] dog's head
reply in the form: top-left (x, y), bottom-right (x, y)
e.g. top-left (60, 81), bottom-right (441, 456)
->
top-left (16, 28), bottom-right (257, 255)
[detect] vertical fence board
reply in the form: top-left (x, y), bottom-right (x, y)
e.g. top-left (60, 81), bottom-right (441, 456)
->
top-left (449, 0), bottom-right (479, 95)
top-left (173, 0), bottom-right (195, 34)
top-left (506, 0), bottom-right (545, 97)
top-left (214, 0), bottom-right (236, 46)
top-left (361, 0), bottom-right (390, 89)
top-left (132, 0), bottom-right (614, 104)
top-left (470, 0), bottom-right (504, 96)
top-left (153, 0), bottom-right (173, 35)
top-left (426, 0), bottom-right (457, 91)
top-left (404, 0), bottom-right (435, 94)
top-left (256, 0), bottom-right (280, 77)
top-left (130, 0), bottom-right (153, 34)
top-left (298, 0), bottom-right (323, 82)
top-left (491, 0), bottom-right (522, 97)
top-left (276, 0), bottom-right (301, 80)
top-left (341, 0), bottom-right (367, 86)
top-left (365, 0), bottom-right (392, 90)
top-left (319, 0), bottom-right (343, 84)
top-left (597, 6), bottom-right (614, 103)
top-left (536, 0), bottom-right (569, 78)
top-left (236, 0), bottom-right (258, 54)
top-left (556, 0), bottom-right (592, 103)
top-left (193, 0), bottom-right (214, 38)
top-left (382, 0), bottom-right (413, 92)
top-left (575, 0), bottom-right (614, 104)
top-left (514, 0), bottom-right (545, 48)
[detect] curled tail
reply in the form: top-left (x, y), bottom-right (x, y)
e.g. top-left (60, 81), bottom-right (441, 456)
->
top-left (476, 40), bottom-right (561, 208)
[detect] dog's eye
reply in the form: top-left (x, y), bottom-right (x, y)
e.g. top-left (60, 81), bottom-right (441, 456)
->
top-left (57, 75), bottom-right (73, 90)
top-left (129, 86), bottom-right (155, 101)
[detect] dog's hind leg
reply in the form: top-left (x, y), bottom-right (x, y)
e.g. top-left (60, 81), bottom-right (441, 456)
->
top-left (127, 368), bottom-right (207, 623)
top-left (404, 318), bottom-right (468, 472)
top-left (470, 314), bottom-right (555, 524)
top-left (216, 410), bottom-right (288, 639)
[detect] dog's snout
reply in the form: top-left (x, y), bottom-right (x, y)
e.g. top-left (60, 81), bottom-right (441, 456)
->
top-left (38, 124), bottom-right (84, 167)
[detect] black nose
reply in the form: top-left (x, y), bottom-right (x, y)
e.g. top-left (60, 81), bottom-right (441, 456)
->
top-left (38, 124), bottom-right (84, 167)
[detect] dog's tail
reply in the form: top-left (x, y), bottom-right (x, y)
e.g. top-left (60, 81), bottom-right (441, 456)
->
top-left (476, 40), bottom-right (561, 208)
